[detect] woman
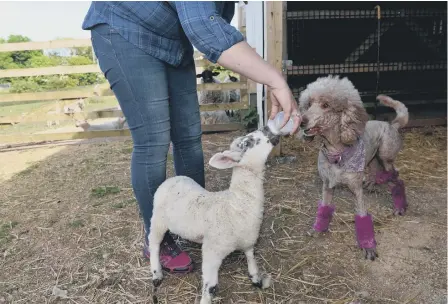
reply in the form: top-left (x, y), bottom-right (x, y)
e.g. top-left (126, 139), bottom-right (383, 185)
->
top-left (82, 1), bottom-right (301, 274)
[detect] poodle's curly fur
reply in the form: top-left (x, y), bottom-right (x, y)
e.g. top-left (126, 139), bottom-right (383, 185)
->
top-left (298, 75), bottom-right (409, 260)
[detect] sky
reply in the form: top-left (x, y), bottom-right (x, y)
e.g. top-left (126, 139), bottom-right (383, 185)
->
top-left (0, 1), bottom-right (239, 42)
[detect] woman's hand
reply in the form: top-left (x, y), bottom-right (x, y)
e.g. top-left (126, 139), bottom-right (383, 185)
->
top-left (217, 41), bottom-right (301, 134)
top-left (269, 82), bottom-right (301, 135)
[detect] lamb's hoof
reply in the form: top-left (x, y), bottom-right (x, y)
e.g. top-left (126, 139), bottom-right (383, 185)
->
top-left (260, 273), bottom-right (272, 289)
top-left (152, 278), bottom-right (163, 288)
top-left (251, 273), bottom-right (271, 289)
top-left (363, 248), bottom-right (378, 261)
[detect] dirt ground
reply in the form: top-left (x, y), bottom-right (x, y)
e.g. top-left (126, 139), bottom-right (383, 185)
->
top-left (0, 127), bottom-right (446, 304)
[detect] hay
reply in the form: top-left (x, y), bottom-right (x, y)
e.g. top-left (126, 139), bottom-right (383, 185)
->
top-left (0, 127), bottom-right (446, 303)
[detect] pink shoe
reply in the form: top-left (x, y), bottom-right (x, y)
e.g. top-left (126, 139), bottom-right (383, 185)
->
top-left (143, 234), bottom-right (193, 274)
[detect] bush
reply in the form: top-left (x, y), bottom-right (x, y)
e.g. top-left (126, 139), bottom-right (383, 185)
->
top-left (9, 79), bottom-right (41, 93)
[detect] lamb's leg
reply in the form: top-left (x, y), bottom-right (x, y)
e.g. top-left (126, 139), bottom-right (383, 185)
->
top-left (348, 180), bottom-right (378, 261)
top-left (245, 248), bottom-right (271, 289)
top-left (148, 221), bottom-right (167, 287)
top-left (308, 181), bottom-right (335, 236)
top-left (200, 245), bottom-right (228, 304)
top-left (376, 162), bottom-right (407, 216)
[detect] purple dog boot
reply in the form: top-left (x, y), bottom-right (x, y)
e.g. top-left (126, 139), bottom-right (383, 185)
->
top-left (355, 214), bottom-right (378, 260)
top-left (375, 170), bottom-right (398, 185)
top-left (312, 201), bottom-right (335, 232)
top-left (391, 179), bottom-right (407, 216)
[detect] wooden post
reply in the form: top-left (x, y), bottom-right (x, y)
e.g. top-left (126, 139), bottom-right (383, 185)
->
top-left (265, 1), bottom-right (284, 156)
top-left (238, 4), bottom-right (249, 108)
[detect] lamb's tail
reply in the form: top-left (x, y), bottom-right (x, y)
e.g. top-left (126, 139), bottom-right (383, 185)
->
top-left (376, 95), bottom-right (409, 129)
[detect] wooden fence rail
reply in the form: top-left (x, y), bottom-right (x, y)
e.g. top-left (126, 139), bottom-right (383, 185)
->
top-left (0, 14), bottom-right (252, 145)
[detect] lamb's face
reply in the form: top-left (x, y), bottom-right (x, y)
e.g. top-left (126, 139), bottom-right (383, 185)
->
top-left (231, 126), bottom-right (279, 163)
top-left (209, 127), bottom-right (279, 170)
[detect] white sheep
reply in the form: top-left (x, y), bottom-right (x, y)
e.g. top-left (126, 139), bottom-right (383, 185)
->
top-left (75, 117), bottom-right (127, 131)
top-left (224, 75), bottom-right (240, 103)
top-left (200, 110), bottom-right (230, 125)
top-left (197, 70), bottom-right (231, 105)
top-left (149, 126), bottom-right (280, 304)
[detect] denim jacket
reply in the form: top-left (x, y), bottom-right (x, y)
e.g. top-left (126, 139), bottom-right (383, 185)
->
top-left (82, 1), bottom-right (244, 66)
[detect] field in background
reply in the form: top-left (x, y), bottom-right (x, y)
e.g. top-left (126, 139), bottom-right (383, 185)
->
top-left (0, 95), bottom-right (119, 136)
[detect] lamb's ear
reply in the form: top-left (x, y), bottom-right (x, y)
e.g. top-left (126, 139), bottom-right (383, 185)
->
top-left (196, 73), bottom-right (203, 78)
top-left (209, 150), bottom-right (241, 169)
top-left (212, 71), bottom-right (220, 76)
top-left (340, 102), bottom-right (369, 145)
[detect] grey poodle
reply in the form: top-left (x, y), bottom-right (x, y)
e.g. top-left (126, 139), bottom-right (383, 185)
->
top-left (297, 75), bottom-right (409, 260)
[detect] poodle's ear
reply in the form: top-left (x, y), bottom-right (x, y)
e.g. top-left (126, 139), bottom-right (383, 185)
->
top-left (298, 91), bottom-right (311, 112)
top-left (209, 150), bottom-right (241, 169)
top-left (340, 102), bottom-right (369, 145)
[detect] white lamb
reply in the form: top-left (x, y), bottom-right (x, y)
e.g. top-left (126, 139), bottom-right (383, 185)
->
top-left (197, 70), bottom-right (231, 105)
top-left (149, 126), bottom-right (280, 304)
top-left (75, 117), bottom-right (127, 131)
top-left (200, 110), bottom-right (230, 125)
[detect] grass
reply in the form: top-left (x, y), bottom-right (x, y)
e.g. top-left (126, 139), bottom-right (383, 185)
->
top-left (0, 221), bottom-right (19, 246)
top-left (91, 186), bottom-right (121, 198)
top-left (0, 95), bottom-right (119, 137)
top-left (69, 219), bottom-right (85, 228)
top-left (112, 198), bottom-right (137, 209)
top-left (16, 163), bottom-right (40, 176)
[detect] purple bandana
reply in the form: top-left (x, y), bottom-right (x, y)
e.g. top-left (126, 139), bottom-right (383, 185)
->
top-left (322, 138), bottom-right (365, 172)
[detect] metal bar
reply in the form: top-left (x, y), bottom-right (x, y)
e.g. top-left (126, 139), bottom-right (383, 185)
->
top-left (344, 21), bottom-right (393, 63)
top-left (287, 9), bottom-right (447, 20)
top-left (286, 61), bottom-right (447, 75)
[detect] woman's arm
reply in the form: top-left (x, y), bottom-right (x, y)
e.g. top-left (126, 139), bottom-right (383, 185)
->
top-left (175, 1), bottom-right (300, 133)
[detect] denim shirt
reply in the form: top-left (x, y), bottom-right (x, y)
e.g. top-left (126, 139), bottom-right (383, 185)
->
top-left (82, 1), bottom-right (244, 67)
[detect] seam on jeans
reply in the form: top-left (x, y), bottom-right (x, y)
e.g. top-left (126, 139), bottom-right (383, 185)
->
top-left (109, 28), bottom-right (158, 220)
top-left (92, 28), bottom-right (112, 45)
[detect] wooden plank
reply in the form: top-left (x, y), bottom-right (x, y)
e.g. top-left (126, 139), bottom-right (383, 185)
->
top-left (0, 100), bottom-right (250, 124)
top-left (404, 118), bottom-right (446, 128)
top-left (0, 65), bottom-right (101, 78)
top-left (202, 123), bottom-right (244, 133)
top-left (197, 82), bottom-right (248, 91)
top-left (0, 90), bottom-right (95, 103)
top-left (0, 123), bottom-right (244, 144)
top-left (265, 1), bottom-right (284, 156)
top-left (0, 129), bottom-right (131, 144)
top-left (0, 82), bottom-right (249, 104)
top-left (0, 39), bottom-right (92, 52)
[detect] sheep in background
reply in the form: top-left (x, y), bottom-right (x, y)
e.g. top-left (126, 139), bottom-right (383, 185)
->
top-left (197, 70), bottom-right (231, 105)
top-left (46, 120), bottom-right (60, 128)
top-left (200, 110), bottom-right (230, 125)
top-left (149, 126), bottom-right (280, 304)
top-left (64, 99), bottom-right (85, 115)
top-left (223, 75), bottom-right (240, 117)
top-left (75, 117), bottom-right (127, 131)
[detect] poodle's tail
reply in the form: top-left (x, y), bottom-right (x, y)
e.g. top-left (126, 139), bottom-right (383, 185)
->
top-left (376, 95), bottom-right (409, 129)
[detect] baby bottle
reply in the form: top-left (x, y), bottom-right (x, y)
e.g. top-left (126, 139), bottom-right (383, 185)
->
top-left (267, 111), bottom-right (295, 135)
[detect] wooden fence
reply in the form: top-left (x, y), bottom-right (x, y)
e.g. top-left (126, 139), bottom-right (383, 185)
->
top-left (0, 12), bottom-right (253, 145)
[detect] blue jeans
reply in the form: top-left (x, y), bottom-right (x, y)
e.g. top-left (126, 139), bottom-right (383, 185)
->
top-left (90, 24), bottom-right (205, 238)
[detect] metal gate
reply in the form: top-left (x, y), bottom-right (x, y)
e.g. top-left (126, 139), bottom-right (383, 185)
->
top-left (285, 2), bottom-right (447, 119)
